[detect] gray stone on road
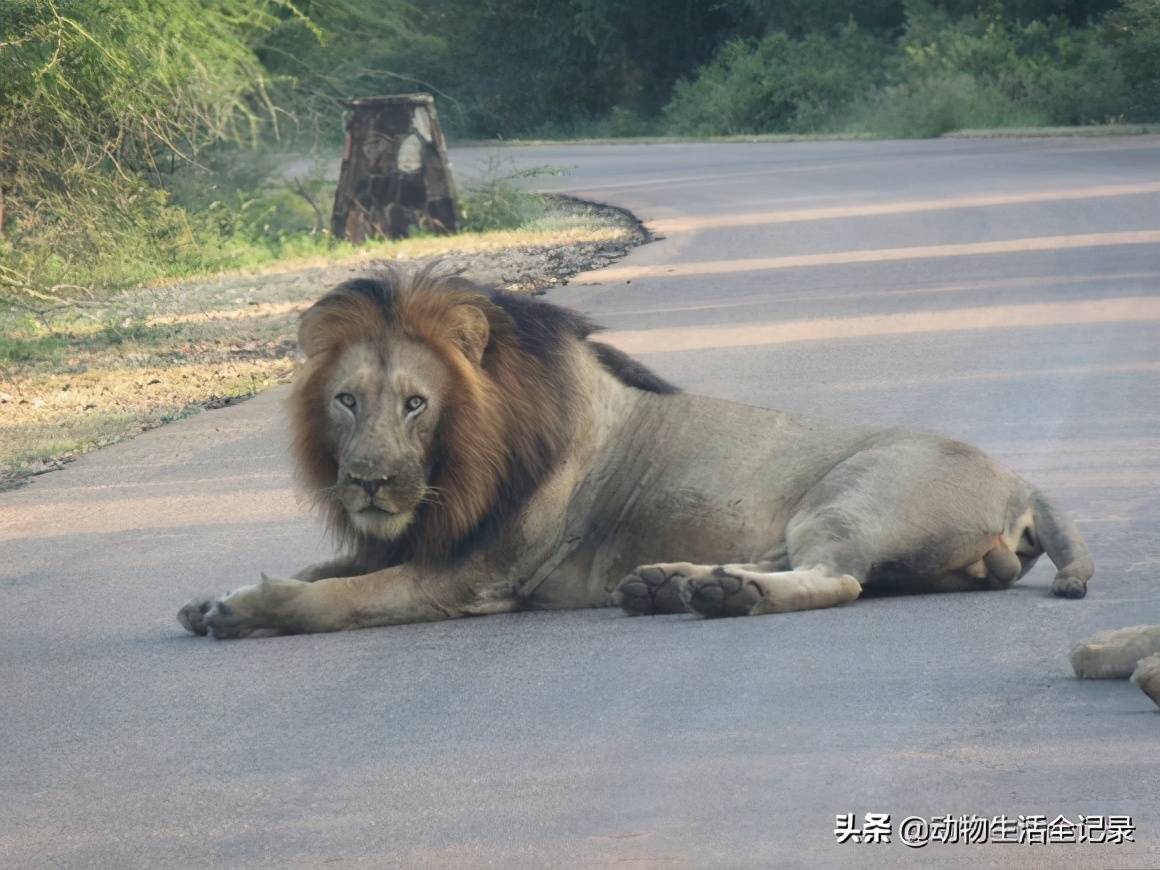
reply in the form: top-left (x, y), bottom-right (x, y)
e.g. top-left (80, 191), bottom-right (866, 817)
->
top-left (3, 137), bottom-right (1160, 868)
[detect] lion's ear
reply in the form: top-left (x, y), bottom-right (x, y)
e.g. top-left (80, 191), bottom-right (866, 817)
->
top-left (448, 302), bottom-right (491, 366)
top-left (297, 306), bottom-right (329, 358)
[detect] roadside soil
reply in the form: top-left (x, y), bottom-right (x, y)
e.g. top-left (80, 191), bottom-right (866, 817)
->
top-left (0, 197), bottom-right (647, 489)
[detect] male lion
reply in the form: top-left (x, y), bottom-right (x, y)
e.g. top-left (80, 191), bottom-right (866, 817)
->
top-left (178, 270), bottom-right (1092, 639)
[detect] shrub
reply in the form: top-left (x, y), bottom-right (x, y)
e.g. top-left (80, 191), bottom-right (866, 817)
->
top-left (1103, 0), bottom-right (1160, 120)
top-left (661, 3), bottom-right (1152, 140)
top-left (0, 0), bottom-right (296, 303)
top-left (458, 162), bottom-right (562, 232)
top-left (662, 25), bottom-right (891, 135)
top-left (893, 6), bottom-right (1132, 127)
top-left (845, 74), bottom-right (1048, 138)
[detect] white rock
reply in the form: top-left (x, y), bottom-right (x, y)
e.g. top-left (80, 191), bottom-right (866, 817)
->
top-left (413, 109), bottom-right (433, 142)
top-left (397, 134), bottom-right (423, 173)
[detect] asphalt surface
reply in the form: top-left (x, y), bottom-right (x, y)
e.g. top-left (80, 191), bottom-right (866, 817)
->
top-left (3, 137), bottom-right (1160, 869)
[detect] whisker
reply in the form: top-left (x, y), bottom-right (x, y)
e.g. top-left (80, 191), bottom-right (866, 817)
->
top-left (419, 485), bottom-right (445, 506)
top-left (312, 485), bottom-right (342, 502)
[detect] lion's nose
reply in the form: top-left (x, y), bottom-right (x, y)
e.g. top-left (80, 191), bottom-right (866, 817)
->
top-left (350, 476), bottom-right (394, 497)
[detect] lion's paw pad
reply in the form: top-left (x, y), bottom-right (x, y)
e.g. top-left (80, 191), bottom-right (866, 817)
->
top-left (681, 568), bottom-right (763, 618)
top-left (177, 596), bottom-right (245, 638)
top-left (177, 598), bottom-right (214, 636)
top-left (612, 565), bottom-right (692, 615)
top-left (1051, 573), bottom-right (1088, 599)
top-left (177, 576), bottom-right (302, 639)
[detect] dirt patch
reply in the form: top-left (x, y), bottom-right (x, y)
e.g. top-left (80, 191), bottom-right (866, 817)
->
top-left (0, 197), bottom-right (648, 488)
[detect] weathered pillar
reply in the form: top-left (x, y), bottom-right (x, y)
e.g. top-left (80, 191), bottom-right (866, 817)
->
top-left (330, 94), bottom-right (459, 242)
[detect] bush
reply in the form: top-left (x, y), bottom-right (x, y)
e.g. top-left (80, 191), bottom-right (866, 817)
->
top-left (663, 4), bottom-right (1154, 140)
top-left (458, 162), bottom-right (562, 232)
top-left (663, 25), bottom-right (891, 135)
top-left (1103, 0), bottom-right (1160, 120)
top-left (845, 74), bottom-right (1049, 138)
top-left (895, 6), bottom-right (1132, 127)
top-left (0, 0), bottom-right (296, 304)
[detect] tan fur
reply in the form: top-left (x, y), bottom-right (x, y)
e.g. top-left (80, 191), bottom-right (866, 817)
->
top-left (1071, 625), bottom-right (1160, 679)
top-left (1130, 654), bottom-right (1160, 708)
top-left (178, 269), bottom-right (1093, 640)
top-left (1070, 627), bottom-right (1160, 711)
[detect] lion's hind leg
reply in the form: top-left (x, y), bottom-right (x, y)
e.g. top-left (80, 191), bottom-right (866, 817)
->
top-left (681, 564), bottom-right (863, 618)
top-left (612, 559), bottom-right (861, 619)
top-left (612, 560), bottom-right (784, 615)
top-left (613, 563), bottom-right (704, 615)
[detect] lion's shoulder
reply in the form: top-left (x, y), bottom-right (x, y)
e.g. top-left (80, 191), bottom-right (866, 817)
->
top-left (488, 290), bottom-right (678, 395)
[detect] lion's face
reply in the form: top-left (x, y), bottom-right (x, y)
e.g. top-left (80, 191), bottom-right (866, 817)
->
top-left (293, 272), bottom-right (582, 563)
top-left (323, 337), bottom-right (451, 540)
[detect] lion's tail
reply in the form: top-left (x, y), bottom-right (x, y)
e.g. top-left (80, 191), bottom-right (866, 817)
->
top-left (1030, 488), bottom-right (1094, 597)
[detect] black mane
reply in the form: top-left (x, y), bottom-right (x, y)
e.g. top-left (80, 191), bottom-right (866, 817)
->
top-left (487, 288), bottom-right (680, 395)
top-left (330, 269), bottom-right (680, 395)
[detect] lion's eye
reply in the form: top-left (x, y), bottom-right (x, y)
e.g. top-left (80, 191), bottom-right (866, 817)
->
top-left (335, 392), bottom-right (357, 411)
top-left (404, 395), bottom-right (426, 416)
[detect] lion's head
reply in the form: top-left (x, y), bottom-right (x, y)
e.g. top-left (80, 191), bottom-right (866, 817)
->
top-left (291, 268), bottom-right (613, 565)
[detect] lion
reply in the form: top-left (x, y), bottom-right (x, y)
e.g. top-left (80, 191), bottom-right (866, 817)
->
top-left (1070, 625), bottom-right (1160, 709)
top-left (178, 269), bottom-right (1093, 640)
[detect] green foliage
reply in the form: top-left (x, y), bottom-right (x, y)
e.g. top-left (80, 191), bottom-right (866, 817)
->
top-left (661, 2), bottom-right (1154, 138)
top-left (0, 0), bottom-right (307, 304)
top-left (730, 0), bottom-right (906, 36)
top-left (895, 5), bottom-right (1131, 125)
top-left (459, 162), bottom-right (563, 233)
top-left (1, 0), bottom-right (1155, 306)
top-left (1103, 0), bottom-right (1160, 119)
top-left (664, 26), bottom-right (892, 135)
top-left (392, 0), bottom-right (749, 138)
top-left (254, 0), bottom-right (425, 143)
top-left (846, 74), bottom-right (1049, 138)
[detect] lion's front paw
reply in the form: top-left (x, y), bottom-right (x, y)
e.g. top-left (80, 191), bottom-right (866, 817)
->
top-left (681, 568), bottom-right (763, 618)
top-left (177, 597), bottom-right (214, 636)
top-left (177, 574), bottom-right (308, 639)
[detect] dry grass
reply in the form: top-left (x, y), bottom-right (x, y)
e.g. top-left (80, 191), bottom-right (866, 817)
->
top-left (1, 361), bottom-right (292, 478)
top-left (0, 202), bottom-right (640, 485)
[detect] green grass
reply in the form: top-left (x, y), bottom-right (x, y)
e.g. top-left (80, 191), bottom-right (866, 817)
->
top-left (1, 150), bottom-right (565, 311)
top-left (841, 74), bottom-right (1052, 139)
top-left (453, 122), bottom-right (1156, 148)
top-left (946, 123), bottom-right (1160, 138)
top-left (0, 330), bottom-right (71, 367)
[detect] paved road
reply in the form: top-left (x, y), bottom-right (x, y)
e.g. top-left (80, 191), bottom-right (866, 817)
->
top-left (4, 138), bottom-right (1159, 869)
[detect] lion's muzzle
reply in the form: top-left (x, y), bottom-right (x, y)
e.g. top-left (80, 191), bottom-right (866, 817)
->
top-left (349, 475), bottom-right (397, 503)
top-left (337, 464), bottom-right (425, 539)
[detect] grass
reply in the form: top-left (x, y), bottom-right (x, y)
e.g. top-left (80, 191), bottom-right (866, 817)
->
top-left (0, 197), bottom-right (638, 485)
top-left (945, 123), bottom-right (1160, 138)
top-left (454, 122), bottom-right (1158, 148)
top-left (1, 362), bottom-right (288, 479)
top-left (455, 132), bottom-right (878, 147)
